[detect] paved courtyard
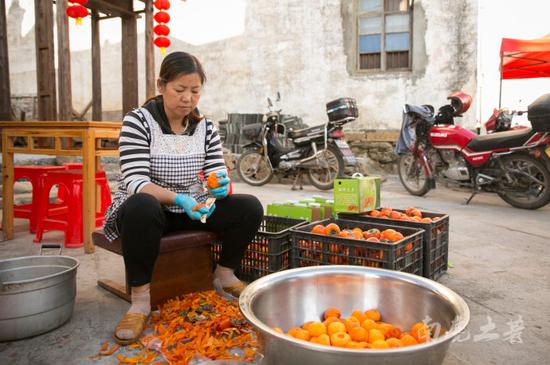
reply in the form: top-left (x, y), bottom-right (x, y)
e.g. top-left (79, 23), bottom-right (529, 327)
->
top-left (1, 176), bottom-right (549, 364)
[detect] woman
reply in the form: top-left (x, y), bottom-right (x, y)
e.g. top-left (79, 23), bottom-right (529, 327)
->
top-left (103, 51), bottom-right (263, 345)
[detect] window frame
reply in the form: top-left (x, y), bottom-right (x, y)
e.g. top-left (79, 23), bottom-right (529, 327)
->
top-left (356, 0), bottom-right (413, 73)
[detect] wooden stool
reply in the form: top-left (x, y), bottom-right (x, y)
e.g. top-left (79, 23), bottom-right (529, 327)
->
top-left (92, 229), bottom-right (218, 307)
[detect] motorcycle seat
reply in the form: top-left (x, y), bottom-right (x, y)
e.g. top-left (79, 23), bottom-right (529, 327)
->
top-left (288, 125), bottom-right (325, 140)
top-left (466, 128), bottom-right (534, 152)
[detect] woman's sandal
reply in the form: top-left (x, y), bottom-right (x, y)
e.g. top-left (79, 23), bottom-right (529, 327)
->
top-left (114, 313), bottom-right (149, 346)
top-left (213, 278), bottom-right (248, 300)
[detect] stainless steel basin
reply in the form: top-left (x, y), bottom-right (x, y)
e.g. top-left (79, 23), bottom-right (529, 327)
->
top-left (0, 256), bottom-right (79, 341)
top-left (239, 266), bottom-right (469, 365)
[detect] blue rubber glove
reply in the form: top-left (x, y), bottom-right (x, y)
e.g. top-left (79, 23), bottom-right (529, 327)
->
top-left (174, 194), bottom-right (210, 221)
top-left (208, 170), bottom-right (230, 199)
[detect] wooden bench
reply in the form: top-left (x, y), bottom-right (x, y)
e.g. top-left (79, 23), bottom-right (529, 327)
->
top-left (92, 229), bottom-right (219, 307)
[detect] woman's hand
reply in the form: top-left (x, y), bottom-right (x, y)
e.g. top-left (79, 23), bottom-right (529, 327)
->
top-left (208, 170), bottom-right (231, 199)
top-left (174, 194), bottom-right (211, 220)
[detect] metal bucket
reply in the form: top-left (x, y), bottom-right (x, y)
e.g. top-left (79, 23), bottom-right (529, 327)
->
top-left (239, 266), bottom-right (469, 365)
top-left (0, 255), bottom-right (79, 341)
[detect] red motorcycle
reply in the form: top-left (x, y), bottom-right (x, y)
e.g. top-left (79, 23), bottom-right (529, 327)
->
top-left (397, 92), bottom-right (550, 209)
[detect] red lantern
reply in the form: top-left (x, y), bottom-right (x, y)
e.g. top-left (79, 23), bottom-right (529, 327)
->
top-left (154, 0), bottom-right (170, 11)
top-left (66, 4), bottom-right (88, 26)
top-left (154, 24), bottom-right (170, 37)
top-left (154, 36), bottom-right (171, 56)
top-left (154, 11), bottom-right (170, 24)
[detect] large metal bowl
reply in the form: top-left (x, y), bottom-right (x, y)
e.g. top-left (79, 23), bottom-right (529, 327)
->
top-left (239, 266), bottom-right (469, 365)
top-left (0, 256), bottom-right (79, 341)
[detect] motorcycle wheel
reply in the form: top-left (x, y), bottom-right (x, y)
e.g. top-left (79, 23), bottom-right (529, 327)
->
top-left (307, 145), bottom-right (345, 190)
top-left (397, 151), bottom-right (431, 196)
top-left (497, 154), bottom-right (550, 210)
top-left (236, 149), bottom-right (274, 186)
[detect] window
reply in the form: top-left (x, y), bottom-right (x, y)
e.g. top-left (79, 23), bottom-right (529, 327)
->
top-left (357, 0), bottom-right (412, 71)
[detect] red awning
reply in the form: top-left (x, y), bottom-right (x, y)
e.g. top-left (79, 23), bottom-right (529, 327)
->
top-left (500, 34), bottom-right (550, 79)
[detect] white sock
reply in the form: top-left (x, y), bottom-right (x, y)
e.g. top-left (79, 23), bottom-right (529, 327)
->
top-left (214, 264), bottom-right (240, 287)
top-left (116, 284), bottom-right (151, 340)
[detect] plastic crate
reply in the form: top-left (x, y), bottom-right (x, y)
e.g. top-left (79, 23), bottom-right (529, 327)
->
top-left (211, 216), bottom-right (307, 282)
top-left (290, 218), bottom-right (424, 275)
top-left (338, 209), bottom-right (449, 280)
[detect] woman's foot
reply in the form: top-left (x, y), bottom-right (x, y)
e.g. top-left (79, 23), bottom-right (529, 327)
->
top-left (114, 284), bottom-right (151, 345)
top-left (213, 265), bottom-right (247, 299)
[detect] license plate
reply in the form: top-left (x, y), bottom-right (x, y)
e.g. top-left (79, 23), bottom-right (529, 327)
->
top-left (546, 146), bottom-right (550, 158)
top-left (334, 139), bottom-right (357, 165)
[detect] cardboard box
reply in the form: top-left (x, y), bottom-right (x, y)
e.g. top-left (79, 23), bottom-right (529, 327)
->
top-left (333, 176), bottom-right (381, 213)
top-left (267, 203), bottom-right (322, 222)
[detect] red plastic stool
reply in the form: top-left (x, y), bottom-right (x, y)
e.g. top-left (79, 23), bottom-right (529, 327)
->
top-left (13, 166), bottom-right (68, 233)
top-left (34, 170), bottom-right (112, 248)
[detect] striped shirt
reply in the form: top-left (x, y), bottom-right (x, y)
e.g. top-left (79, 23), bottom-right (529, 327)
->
top-left (103, 104), bottom-right (226, 242)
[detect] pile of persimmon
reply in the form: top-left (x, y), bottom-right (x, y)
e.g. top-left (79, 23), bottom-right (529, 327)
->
top-left (362, 207), bottom-right (440, 224)
top-left (310, 222), bottom-right (406, 243)
top-left (274, 307), bottom-right (432, 349)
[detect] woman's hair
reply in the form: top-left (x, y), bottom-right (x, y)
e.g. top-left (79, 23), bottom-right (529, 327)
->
top-left (144, 51), bottom-right (206, 123)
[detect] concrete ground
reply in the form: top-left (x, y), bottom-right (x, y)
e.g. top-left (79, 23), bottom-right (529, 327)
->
top-left (0, 176), bottom-right (549, 364)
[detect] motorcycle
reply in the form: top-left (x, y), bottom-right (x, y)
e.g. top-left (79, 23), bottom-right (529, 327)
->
top-left (396, 92), bottom-right (550, 209)
top-left (483, 108), bottom-right (528, 134)
top-left (236, 93), bottom-right (358, 190)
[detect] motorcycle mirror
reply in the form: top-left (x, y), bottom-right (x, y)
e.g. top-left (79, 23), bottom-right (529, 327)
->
top-left (276, 92), bottom-right (281, 102)
top-left (267, 97), bottom-right (273, 107)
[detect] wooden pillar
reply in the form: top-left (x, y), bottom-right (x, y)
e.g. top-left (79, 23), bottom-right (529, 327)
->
top-left (34, 0), bottom-right (57, 120)
top-left (145, 0), bottom-right (155, 100)
top-left (56, 0), bottom-right (72, 121)
top-left (121, 14), bottom-right (138, 116)
top-left (0, 0), bottom-right (14, 120)
top-left (91, 10), bottom-right (102, 121)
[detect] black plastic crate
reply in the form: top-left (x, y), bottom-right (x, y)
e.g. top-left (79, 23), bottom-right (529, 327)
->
top-left (338, 209), bottom-right (449, 280)
top-left (211, 216), bottom-right (307, 282)
top-left (290, 219), bottom-right (424, 275)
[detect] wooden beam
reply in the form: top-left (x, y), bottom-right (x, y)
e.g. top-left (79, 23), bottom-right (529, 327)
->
top-left (121, 13), bottom-right (138, 115)
top-left (91, 10), bottom-right (102, 121)
top-left (34, 0), bottom-right (57, 120)
top-left (56, 0), bottom-right (72, 121)
top-left (99, 10), bottom-right (144, 21)
top-left (86, 0), bottom-right (138, 18)
top-left (0, 0), bottom-right (14, 120)
top-left (145, 0), bottom-right (155, 100)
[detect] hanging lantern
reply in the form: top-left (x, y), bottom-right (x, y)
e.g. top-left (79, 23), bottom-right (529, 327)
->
top-left (154, 24), bottom-right (170, 37)
top-left (154, 11), bottom-right (170, 24)
top-left (154, 37), bottom-right (171, 56)
top-left (66, 3), bottom-right (89, 26)
top-left (154, 0), bottom-right (171, 11)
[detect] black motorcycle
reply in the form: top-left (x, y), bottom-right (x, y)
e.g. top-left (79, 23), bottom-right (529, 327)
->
top-left (236, 93), bottom-right (358, 190)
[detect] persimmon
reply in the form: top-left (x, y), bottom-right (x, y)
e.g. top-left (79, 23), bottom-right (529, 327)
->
top-left (327, 321), bottom-right (346, 336)
top-left (325, 223), bottom-right (341, 236)
top-left (192, 203), bottom-right (207, 211)
top-left (390, 211), bottom-right (402, 220)
top-left (368, 329), bottom-right (385, 343)
top-left (370, 339), bottom-right (390, 349)
top-left (421, 217), bottom-right (432, 223)
top-left (363, 228), bottom-right (381, 239)
top-left (207, 172), bottom-right (221, 188)
top-left (411, 322), bottom-right (431, 343)
top-left (381, 229), bottom-right (397, 240)
top-left (380, 208), bottom-right (392, 217)
top-left (369, 209), bottom-right (381, 217)
top-left (400, 333), bottom-right (418, 346)
top-left (351, 228), bottom-right (364, 240)
top-left (323, 316), bottom-right (341, 326)
top-left (344, 316), bottom-right (361, 331)
top-left (288, 327), bottom-right (311, 341)
top-left (361, 319), bottom-right (377, 331)
top-left (311, 225), bottom-right (327, 235)
top-left (365, 309), bottom-right (381, 322)
top-left (386, 337), bottom-right (403, 348)
top-left (330, 332), bottom-right (351, 347)
top-left (392, 232), bottom-right (404, 242)
top-left (310, 334), bottom-right (331, 346)
top-left (351, 310), bottom-right (368, 323)
top-left (307, 322), bottom-right (327, 337)
top-left (348, 326), bottom-right (368, 342)
top-left (324, 307), bottom-right (341, 320)
top-left (366, 236), bottom-right (380, 243)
